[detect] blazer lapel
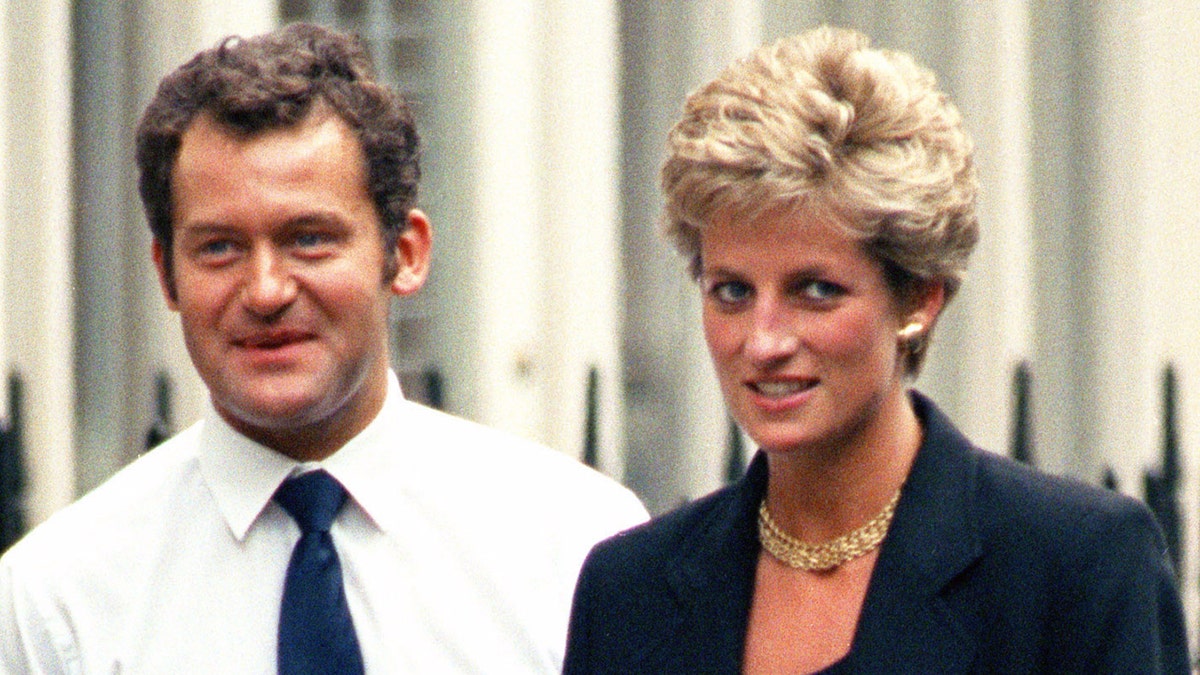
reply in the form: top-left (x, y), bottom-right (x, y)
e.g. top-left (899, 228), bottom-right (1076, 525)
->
top-left (849, 392), bottom-right (984, 671)
top-left (660, 455), bottom-right (767, 671)
top-left (648, 394), bottom-right (984, 672)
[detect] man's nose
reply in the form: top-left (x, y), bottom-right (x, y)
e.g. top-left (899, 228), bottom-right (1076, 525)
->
top-left (242, 247), bottom-right (297, 318)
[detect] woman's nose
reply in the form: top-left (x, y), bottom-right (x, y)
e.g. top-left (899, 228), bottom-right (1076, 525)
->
top-left (743, 306), bottom-right (800, 364)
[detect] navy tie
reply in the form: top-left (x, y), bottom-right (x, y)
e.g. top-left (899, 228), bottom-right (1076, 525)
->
top-left (275, 470), bottom-right (365, 675)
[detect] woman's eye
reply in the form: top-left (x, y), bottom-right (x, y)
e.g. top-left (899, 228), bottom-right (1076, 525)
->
top-left (294, 231), bottom-right (329, 248)
top-left (800, 279), bottom-right (844, 301)
top-left (710, 280), bottom-right (752, 305)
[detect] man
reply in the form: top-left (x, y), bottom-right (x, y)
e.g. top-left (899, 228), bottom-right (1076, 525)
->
top-left (0, 23), bottom-right (646, 673)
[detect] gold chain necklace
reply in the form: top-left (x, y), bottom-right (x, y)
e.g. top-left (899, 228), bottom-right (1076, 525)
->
top-left (757, 488), bottom-right (901, 572)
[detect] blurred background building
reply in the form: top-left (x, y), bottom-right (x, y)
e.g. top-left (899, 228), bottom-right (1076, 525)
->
top-left (3, 0), bottom-right (1199, 648)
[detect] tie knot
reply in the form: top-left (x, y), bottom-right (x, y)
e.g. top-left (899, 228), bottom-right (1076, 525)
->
top-left (274, 470), bottom-right (348, 534)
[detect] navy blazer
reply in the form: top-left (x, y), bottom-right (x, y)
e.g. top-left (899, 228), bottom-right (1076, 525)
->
top-left (564, 393), bottom-right (1189, 674)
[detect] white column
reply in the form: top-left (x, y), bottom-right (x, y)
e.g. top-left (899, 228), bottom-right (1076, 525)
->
top-left (1020, 1), bottom-right (1094, 479)
top-left (690, 0), bottom-right (763, 78)
top-left (1088, 1), bottom-right (1159, 488)
top-left (1142, 0), bottom-right (1200, 646)
top-left (538, 0), bottom-right (625, 470)
top-left (132, 3), bottom-right (209, 447)
top-left (618, 0), bottom-right (702, 512)
top-left (0, 0), bottom-right (8, 412)
top-left (680, 0), bottom-right (763, 499)
top-left (935, 0), bottom-right (1033, 453)
top-left (469, 0), bottom-right (544, 437)
top-left (127, 1), bottom-right (279, 451)
top-left (617, 0), bottom-right (762, 512)
top-left (5, 0), bottom-right (75, 524)
top-left (75, 0), bottom-right (138, 493)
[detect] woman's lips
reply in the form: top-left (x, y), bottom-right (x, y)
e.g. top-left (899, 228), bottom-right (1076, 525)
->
top-left (744, 377), bottom-right (818, 413)
top-left (748, 378), bottom-right (817, 398)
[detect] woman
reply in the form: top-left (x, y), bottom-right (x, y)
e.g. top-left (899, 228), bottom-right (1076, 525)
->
top-left (563, 26), bottom-right (1187, 674)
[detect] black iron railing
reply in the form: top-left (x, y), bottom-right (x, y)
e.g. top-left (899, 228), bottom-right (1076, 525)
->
top-left (423, 368), bottom-right (444, 411)
top-left (1143, 365), bottom-right (1181, 579)
top-left (1010, 361), bottom-right (1035, 465)
top-left (0, 374), bottom-right (26, 554)
top-left (145, 372), bottom-right (174, 451)
top-left (725, 418), bottom-right (746, 483)
top-left (582, 366), bottom-right (601, 469)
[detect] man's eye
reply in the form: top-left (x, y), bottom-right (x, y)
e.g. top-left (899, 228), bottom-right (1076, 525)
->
top-left (710, 281), bottom-right (752, 304)
top-left (197, 240), bottom-right (235, 258)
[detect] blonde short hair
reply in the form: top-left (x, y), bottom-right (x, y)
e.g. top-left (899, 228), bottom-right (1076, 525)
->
top-left (662, 26), bottom-right (978, 309)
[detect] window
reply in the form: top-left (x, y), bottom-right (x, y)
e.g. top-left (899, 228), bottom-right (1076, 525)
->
top-left (279, 0), bottom-right (428, 96)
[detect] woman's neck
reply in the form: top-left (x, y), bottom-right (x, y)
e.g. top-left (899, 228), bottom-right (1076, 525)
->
top-left (762, 387), bottom-right (922, 542)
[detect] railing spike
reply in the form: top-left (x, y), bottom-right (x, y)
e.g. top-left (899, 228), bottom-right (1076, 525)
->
top-left (581, 366), bottom-right (600, 469)
top-left (144, 372), bottom-right (174, 451)
top-left (725, 418), bottom-right (745, 484)
top-left (423, 368), bottom-right (444, 411)
top-left (0, 372), bottom-right (26, 553)
top-left (1010, 361), bottom-right (1034, 465)
top-left (1143, 363), bottom-right (1181, 582)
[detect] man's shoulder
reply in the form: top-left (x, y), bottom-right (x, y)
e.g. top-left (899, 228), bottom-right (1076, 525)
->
top-left (388, 399), bottom-right (648, 528)
top-left (397, 401), bottom-right (634, 488)
top-left (1, 421), bottom-right (205, 571)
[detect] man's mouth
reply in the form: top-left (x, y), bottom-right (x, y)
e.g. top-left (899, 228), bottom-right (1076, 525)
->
top-left (236, 330), bottom-right (311, 349)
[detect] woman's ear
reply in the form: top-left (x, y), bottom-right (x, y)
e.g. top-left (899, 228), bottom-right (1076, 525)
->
top-left (904, 279), bottom-right (946, 331)
top-left (895, 280), bottom-right (946, 363)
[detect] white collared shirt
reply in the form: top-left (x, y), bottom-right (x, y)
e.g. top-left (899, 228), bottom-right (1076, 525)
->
top-left (0, 372), bottom-right (648, 674)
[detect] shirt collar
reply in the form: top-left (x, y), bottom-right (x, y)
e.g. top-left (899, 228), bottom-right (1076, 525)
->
top-left (199, 370), bottom-right (407, 541)
top-left (320, 371), bottom-right (407, 535)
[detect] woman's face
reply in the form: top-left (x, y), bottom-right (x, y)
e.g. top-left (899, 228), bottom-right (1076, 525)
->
top-left (700, 207), bottom-right (924, 455)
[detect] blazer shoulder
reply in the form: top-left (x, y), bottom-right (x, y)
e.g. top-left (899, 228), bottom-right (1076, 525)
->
top-left (910, 393), bottom-right (1160, 557)
top-left (971, 448), bottom-right (1168, 567)
top-left (567, 474), bottom-right (760, 674)
top-left (585, 481), bottom-right (744, 573)
top-left (962, 450), bottom-right (1186, 673)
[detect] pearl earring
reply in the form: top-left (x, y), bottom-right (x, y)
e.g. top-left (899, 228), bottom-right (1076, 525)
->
top-left (897, 323), bottom-right (924, 341)
top-left (898, 322), bottom-right (927, 356)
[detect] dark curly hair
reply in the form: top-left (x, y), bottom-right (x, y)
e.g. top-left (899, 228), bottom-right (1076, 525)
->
top-left (135, 22), bottom-right (420, 295)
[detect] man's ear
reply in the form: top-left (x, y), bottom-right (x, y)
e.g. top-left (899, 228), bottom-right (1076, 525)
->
top-left (152, 239), bottom-right (180, 310)
top-left (391, 209), bottom-right (432, 297)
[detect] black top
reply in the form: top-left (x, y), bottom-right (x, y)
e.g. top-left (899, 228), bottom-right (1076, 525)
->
top-left (564, 392), bottom-right (1189, 674)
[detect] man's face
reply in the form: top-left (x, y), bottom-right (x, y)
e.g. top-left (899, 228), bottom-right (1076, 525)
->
top-left (156, 111), bottom-right (430, 460)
